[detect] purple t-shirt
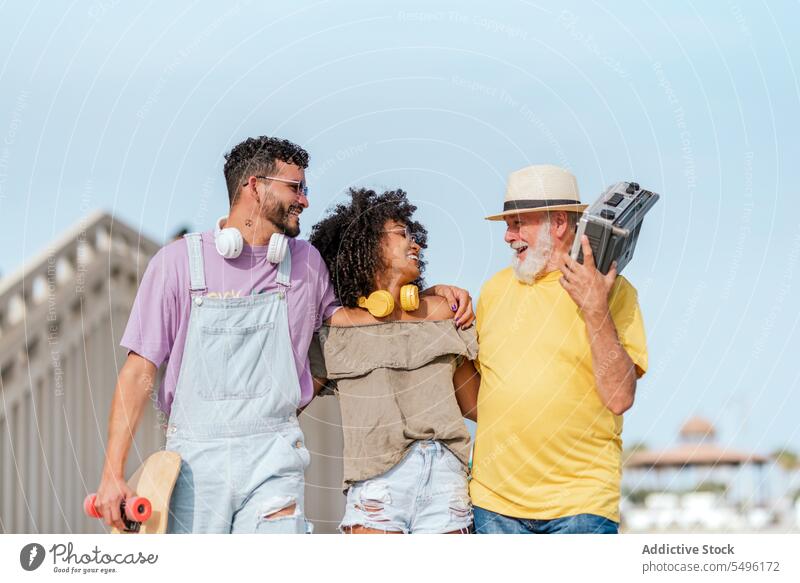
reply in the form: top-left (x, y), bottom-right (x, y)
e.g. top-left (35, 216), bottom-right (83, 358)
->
top-left (121, 231), bottom-right (339, 416)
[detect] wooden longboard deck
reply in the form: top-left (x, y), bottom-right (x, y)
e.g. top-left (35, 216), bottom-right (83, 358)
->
top-left (112, 451), bottom-right (181, 534)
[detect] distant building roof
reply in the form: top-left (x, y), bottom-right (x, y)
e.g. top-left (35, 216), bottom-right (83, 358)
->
top-left (626, 443), bottom-right (768, 469)
top-left (680, 416), bottom-right (716, 440)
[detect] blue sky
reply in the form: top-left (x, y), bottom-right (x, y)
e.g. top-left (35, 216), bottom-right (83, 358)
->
top-left (1, 0), bottom-right (798, 454)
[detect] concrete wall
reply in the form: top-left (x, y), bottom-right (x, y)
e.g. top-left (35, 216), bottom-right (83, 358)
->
top-left (0, 212), bottom-right (344, 533)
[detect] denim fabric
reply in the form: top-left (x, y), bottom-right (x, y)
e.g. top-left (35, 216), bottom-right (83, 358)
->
top-left (340, 440), bottom-right (472, 534)
top-left (473, 506), bottom-right (618, 534)
top-left (166, 235), bottom-right (310, 534)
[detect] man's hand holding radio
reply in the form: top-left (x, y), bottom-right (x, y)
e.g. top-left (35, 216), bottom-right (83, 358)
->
top-left (559, 235), bottom-right (618, 320)
top-left (559, 235), bottom-right (636, 416)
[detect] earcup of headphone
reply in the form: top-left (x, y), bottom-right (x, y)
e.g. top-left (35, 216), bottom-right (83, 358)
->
top-left (214, 216), bottom-right (243, 259)
top-left (399, 285), bottom-right (420, 312)
top-left (214, 216), bottom-right (288, 264)
top-left (358, 290), bottom-right (395, 318)
top-left (267, 233), bottom-right (288, 264)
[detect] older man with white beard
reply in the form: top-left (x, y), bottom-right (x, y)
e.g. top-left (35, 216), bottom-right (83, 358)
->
top-left (466, 165), bottom-right (649, 534)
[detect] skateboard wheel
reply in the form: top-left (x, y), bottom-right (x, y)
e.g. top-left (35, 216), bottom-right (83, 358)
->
top-left (84, 494), bottom-right (102, 519)
top-left (125, 496), bottom-right (152, 522)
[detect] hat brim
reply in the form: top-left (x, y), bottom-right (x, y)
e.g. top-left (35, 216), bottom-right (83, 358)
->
top-left (485, 203), bottom-right (588, 221)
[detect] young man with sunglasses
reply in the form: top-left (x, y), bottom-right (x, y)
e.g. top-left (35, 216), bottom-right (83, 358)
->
top-left (92, 136), bottom-right (474, 533)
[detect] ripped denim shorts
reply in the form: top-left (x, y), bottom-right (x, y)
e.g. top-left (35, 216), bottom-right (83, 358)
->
top-left (339, 440), bottom-right (472, 534)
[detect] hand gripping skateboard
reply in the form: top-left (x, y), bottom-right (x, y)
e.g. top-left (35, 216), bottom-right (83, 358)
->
top-left (84, 450), bottom-right (181, 534)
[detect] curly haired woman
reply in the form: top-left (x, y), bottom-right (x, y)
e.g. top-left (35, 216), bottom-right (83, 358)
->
top-left (309, 187), bottom-right (480, 534)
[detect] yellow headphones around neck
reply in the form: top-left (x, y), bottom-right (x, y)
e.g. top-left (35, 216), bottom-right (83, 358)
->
top-left (357, 285), bottom-right (420, 318)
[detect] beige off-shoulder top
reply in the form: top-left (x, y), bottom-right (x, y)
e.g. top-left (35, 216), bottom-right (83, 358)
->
top-left (309, 320), bottom-right (478, 489)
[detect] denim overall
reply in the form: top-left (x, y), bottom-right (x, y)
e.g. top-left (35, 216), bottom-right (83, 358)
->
top-left (165, 233), bottom-right (311, 533)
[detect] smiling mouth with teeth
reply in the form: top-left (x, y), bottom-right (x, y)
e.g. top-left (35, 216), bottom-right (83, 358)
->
top-left (515, 244), bottom-right (528, 255)
top-left (288, 206), bottom-right (302, 217)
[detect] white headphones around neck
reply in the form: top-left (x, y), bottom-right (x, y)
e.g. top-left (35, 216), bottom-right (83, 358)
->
top-left (214, 216), bottom-right (288, 264)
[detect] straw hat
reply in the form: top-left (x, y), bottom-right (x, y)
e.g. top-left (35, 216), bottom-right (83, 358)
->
top-left (485, 164), bottom-right (588, 221)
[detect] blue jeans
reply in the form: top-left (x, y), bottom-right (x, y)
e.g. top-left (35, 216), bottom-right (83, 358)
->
top-left (340, 441), bottom-right (472, 533)
top-left (473, 506), bottom-right (618, 534)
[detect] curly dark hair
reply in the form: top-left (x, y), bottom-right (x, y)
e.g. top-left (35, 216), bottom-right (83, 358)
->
top-left (223, 136), bottom-right (309, 205)
top-left (310, 188), bottom-right (428, 308)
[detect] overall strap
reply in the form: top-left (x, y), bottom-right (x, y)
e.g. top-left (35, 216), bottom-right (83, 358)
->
top-left (183, 233), bottom-right (207, 295)
top-left (276, 242), bottom-right (292, 288)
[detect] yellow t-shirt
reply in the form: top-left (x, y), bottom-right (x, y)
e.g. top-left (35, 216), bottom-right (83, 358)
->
top-left (470, 267), bottom-right (648, 523)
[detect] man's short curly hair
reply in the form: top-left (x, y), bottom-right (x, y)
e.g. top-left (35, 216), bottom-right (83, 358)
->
top-left (223, 136), bottom-right (309, 205)
top-left (310, 188), bottom-right (428, 308)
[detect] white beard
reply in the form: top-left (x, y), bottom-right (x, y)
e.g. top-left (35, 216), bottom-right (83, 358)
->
top-left (511, 224), bottom-right (553, 284)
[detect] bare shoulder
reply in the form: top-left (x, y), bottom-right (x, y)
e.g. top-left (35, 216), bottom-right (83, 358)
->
top-left (418, 295), bottom-right (454, 322)
top-left (328, 306), bottom-right (376, 327)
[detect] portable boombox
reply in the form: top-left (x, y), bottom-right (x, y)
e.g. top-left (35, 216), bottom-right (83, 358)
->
top-left (570, 181), bottom-right (660, 275)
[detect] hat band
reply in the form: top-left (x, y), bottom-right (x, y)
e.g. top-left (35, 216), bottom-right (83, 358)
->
top-left (503, 198), bottom-right (581, 212)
